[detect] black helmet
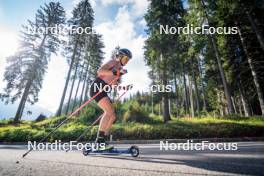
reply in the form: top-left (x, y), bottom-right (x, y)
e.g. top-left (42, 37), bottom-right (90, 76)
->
top-left (118, 48), bottom-right (132, 59)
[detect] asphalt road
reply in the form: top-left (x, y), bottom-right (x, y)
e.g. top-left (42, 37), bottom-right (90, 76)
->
top-left (0, 141), bottom-right (264, 176)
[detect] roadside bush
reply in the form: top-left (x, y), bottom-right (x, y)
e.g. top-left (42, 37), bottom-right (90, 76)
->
top-left (220, 114), bottom-right (250, 120)
top-left (1, 117), bottom-right (264, 142)
top-left (0, 128), bottom-right (38, 142)
top-left (0, 119), bottom-right (13, 126)
top-left (34, 116), bottom-right (67, 129)
top-left (76, 102), bottom-right (102, 124)
top-left (122, 100), bottom-right (150, 123)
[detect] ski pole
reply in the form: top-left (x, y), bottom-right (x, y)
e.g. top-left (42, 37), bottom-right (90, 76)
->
top-left (66, 85), bottom-right (132, 152)
top-left (22, 77), bottom-right (120, 158)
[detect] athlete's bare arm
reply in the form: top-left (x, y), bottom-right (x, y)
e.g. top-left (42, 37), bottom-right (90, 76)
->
top-left (97, 61), bottom-right (115, 77)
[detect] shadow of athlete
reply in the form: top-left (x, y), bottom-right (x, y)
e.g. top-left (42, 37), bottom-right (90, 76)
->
top-left (89, 48), bottom-right (132, 150)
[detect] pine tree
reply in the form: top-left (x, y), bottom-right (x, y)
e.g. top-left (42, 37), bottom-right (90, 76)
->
top-left (56, 0), bottom-right (94, 116)
top-left (0, 2), bottom-right (65, 123)
top-left (144, 0), bottom-right (186, 122)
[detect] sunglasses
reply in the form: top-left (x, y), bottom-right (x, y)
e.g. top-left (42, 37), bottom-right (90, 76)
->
top-left (120, 55), bottom-right (130, 62)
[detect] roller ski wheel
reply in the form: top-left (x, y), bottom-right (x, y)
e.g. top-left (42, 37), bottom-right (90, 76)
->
top-left (130, 146), bottom-right (139, 157)
top-left (82, 146), bottom-right (92, 156)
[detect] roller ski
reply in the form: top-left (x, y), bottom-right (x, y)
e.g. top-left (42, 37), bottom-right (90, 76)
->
top-left (82, 144), bottom-right (139, 157)
top-left (82, 135), bottom-right (139, 157)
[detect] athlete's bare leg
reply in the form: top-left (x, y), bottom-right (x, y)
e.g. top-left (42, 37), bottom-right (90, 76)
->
top-left (97, 97), bottom-right (116, 135)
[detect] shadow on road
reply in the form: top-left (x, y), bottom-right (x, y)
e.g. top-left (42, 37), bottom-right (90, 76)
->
top-left (93, 155), bottom-right (264, 176)
top-left (23, 152), bottom-right (264, 176)
top-left (23, 157), bottom-right (209, 176)
top-left (3, 143), bottom-right (264, 176)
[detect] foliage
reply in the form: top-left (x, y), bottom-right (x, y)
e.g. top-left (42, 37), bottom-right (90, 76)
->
top-left (0, 116), bottom-right (264, 142)
top-left (122, 100), bottom-right (150, 123)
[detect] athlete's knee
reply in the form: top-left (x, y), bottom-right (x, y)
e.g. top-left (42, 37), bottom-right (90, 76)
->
top-left (105, 110), bottom-right (116, 121)
top-left (105, 110), bottom-right (115, 118)
top-left (110, 113), bottom-right (116, 121)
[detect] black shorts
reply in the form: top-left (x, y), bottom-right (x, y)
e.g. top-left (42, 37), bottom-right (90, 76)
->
top-left (89, 77), bottom-right (112, 103)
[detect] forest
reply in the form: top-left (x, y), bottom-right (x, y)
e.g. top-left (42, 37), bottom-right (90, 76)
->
top-left (0, 0), bottom-right (264, 142)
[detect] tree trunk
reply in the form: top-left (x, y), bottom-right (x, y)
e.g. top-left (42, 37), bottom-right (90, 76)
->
top-left (218, 91), bottom-right (225, 117)
top-left (183, 64), bottom-right (190, 116)
top-left (56, 37), bottom-right (79, 116)
top-left (65, 62), bottom-right (79, 114)
top-left (161, 54), bottom-right (170, 122)
top-left (193, 75), bottom-right (200, 117)
top-left (218, 91), bottom-right (223, 116)
top-left (14, 80), bottom-right (32, 123)
top-left (83, 61), bottom-right (92, 102)
top-left (238, 78), bottom-right (251, 117)
top-left (168, 98), bottom-right (171, 116)
top-left (188, 74), bottom-right (195, 117)
top-left (231, 96), bottom-right (238, 114)
top-left (20, 97), bottom-right (27, 118)
top-left (237, 24), bottom-right (264, 115)
top-left (198, 56), bottom-right (207, 112)
top-left (162, 93), bottom-right (170, 122)
top-left (191, 57), bottom-right (200, 117)
top-left (210, 36), bottom-right (234, 114)
top-left (71, 62), bottom-right (85, 113)
top-left (200, 0), bottom-right (235, 114)
top-left (82, 55), bottom-right (92, 103)
top-left (84, 75), bottom-right (91, 101)
top-left (79, 63), bottom-right (89, 107)
top-left (151, 92), bottom-right (154, 114)
top-left (246, 11), bottom-right (264, 51)
top-left (238, 96), bottom-right (243, 116)
top-left (173, 72), bottom-right (179, 117)
top-left (82, 71), bottom-right (90, 104)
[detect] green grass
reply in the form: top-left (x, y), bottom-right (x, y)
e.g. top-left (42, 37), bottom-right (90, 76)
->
top-left (0, 116), bottom-right (264, 142)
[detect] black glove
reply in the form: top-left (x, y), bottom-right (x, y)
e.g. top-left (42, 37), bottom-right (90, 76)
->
top-left (112, 68), bottom-right (127, 76)
top-left (112, 69), bottom-right (118, 76)
top-left (120, 69), bottom-right (127, 75)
